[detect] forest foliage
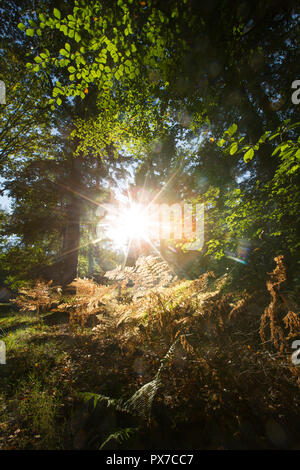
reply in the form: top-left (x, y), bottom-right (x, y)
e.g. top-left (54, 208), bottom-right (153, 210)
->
top-left (0, 0), bottom-right (299, 290)
top-left (0, 0), bottom-right (300, 450)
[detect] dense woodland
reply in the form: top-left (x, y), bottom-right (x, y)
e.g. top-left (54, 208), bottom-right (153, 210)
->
top-left (0, 0), bottom-right (300, 451)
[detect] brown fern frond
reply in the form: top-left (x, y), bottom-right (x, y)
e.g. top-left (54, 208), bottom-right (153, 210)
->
top-left (283, 311), bottom-right (300, 339)
top-left (260, 255), bottom-right (288, 352)
top-left (14, 280), bottom-right (57, 316)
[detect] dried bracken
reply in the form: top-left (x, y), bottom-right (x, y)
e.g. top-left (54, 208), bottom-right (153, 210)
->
top-left (9, 253), bottom-right (300, 451)
top-left (14, 280), bottom-right (57, 316)
top-left (105, 255), bottom-right (178, 299)
top-left (67, 278), bottom-right (112, 329)
top-left (260, 255), bottom-right (288, 352)
top-left (283, 311), bottom-right (300, 340)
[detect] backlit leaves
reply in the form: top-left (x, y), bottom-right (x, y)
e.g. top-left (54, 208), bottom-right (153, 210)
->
top-left (243, 148), bottom-right (254, 163)
top-left (21, 0), bottom-right (171, 108)
top-left (53, 8), bottom-right (61, 20)
top-left (229, 142), bottom-right (238, 155)
top-left (26, 29), bottom-right (35, 37)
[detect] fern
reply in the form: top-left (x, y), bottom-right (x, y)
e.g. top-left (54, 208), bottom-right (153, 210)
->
top-left (76, 392), bottom-right (123, 413)
top-left (105, 255), bottom-right (178, 299)
top-left (99, 427), bottom-right (138, 450)
top-left (14, 280), bottom-right (58, 316)
top-left (124, 335), bottom-right (183, 418)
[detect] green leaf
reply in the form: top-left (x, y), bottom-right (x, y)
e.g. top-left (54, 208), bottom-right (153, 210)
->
top-left (229, 142), bottom-right (238, 155)
top-left (269, 132), bottom-right (280, 141)
top-left (61, 25), bottom-right (68, 35)
top-left (258, 131), bottom-right (271, 143)
top-left (244, 148), bottom-right (254, 163)
top-left (56, 97), bottom-right (62, 105)
top-left (26, 29), bottom-right (35, 37)
top-left (59, 48), bottom-right (69, 57)
top-left (53, 8), bottom-right (61, 19)
top-left (75, 32), bottom-right (81, 42)
top-left (272, 146), bottom-right (282, 156)
top-left (227, 123), bottom-right (238, 137)
top-left (17, 23), bottom-right (25, 31)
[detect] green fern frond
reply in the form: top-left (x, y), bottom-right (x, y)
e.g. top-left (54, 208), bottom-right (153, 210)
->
top-left (99, 427), bottom-right (138, 450)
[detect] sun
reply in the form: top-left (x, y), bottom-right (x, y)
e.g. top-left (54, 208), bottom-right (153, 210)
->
top-left (105, 202), bottom-right (152, 250)
top-left (120, 204), bottom-right (150, 240)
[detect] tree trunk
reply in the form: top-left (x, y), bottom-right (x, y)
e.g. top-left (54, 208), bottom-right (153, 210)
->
top-left (58, 153), bottom-right (82, 285)
top-left (60, 191), bottom-right (81, 285)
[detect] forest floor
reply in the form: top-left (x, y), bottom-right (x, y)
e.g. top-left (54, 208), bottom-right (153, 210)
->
top-left (0, 263), bottom-right (300, 450)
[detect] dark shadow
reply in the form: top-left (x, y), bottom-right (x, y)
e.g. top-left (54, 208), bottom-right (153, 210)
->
top-left (43, 311), bottom-right (69, 325)
top-left (26, 332), bottom-right (74, 346)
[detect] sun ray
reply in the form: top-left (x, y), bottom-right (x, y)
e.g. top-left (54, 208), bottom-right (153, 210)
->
top-left (57, 236), bottom-right (102, 260)
top-left (58, 175), bottom-right (191, 279)
top-left (145, 168), bottom-right (180, 212)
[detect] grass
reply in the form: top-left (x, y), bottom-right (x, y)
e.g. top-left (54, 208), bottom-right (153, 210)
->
top-left (0, 306), bottom-right (136, 449)
top-left (0, 308), bottom-right (76, 449)
top-left (17, 373), bottom-right (59, 446)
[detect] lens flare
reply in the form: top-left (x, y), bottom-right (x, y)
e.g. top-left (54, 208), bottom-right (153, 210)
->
top-left (105, 202), bottom-right (152, 249)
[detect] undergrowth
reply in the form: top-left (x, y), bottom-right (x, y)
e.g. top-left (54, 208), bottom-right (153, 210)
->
top-left (0, 255), bottom-right (299, 449)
